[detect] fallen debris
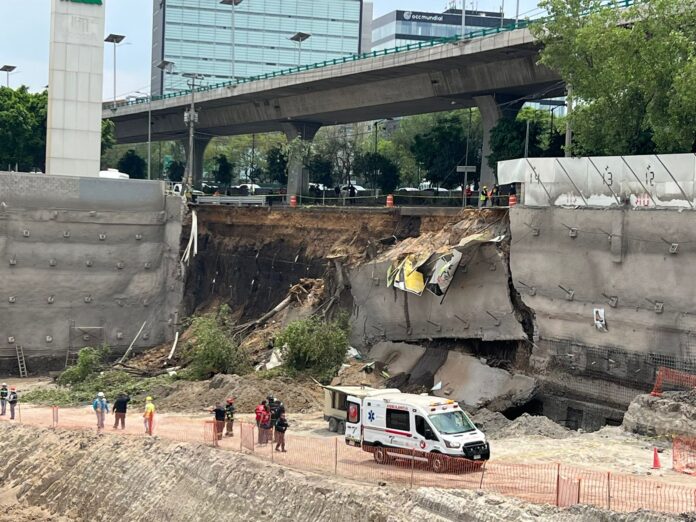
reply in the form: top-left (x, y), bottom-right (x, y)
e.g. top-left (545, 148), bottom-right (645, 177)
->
top-left (623, 390), bottom-right (696, 438)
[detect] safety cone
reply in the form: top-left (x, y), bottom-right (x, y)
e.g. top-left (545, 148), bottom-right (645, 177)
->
top-left (652, 447), bottom-right (661, 469)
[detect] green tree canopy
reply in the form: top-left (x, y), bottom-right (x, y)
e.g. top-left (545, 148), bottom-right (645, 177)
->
top-left (410, 115), bottom-right (468, 189)
top-left (306, 153), bottom-right (334, 187)
top-left (0, 87), bottom-right (47, 171)
top-left (117, 149), bottom-right (147, 179)
top-left (167, 160), bottom-right (185, 182)
top-left (266, 145), bottom-right (288, 184)
top-left (533, 0), bottom-right (696, 154)
top-left (212, 154), bottom-right (233, 187)
top-left (353, 152), bottom-right (400, 193)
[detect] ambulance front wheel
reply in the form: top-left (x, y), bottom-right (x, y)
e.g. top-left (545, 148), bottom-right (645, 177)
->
top-left (431, 453), bottom-right (448, 474)
top-left (373, 446), bottom-right (392, 465)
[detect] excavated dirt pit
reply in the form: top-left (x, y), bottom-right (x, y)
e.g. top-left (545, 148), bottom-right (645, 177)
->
top-left (0, 424), bottom-right (687, 522)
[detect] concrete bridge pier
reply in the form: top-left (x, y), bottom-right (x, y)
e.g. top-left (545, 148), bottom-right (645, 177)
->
top-left (282, 122), bottom-right (321, 199)
top-left (182, 135), bottom-right (211, 188)
top-left (475, 95), bottom-right (524, 188)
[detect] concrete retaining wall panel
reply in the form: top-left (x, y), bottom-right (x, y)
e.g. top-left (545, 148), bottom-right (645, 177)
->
top-left (510, 207), bottom-right (696, 361)
top-left (0, 172), bottom-right (182, 371)
top-left (350, 242), bottom-right (525, 347)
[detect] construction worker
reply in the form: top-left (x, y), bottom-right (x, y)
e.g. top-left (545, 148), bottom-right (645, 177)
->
top-left (143, 396), bottom-right (156, 436)
top-left (479, 186), bottom-right (487, 207)
top-left (211, 402), bottom-right (225, 440)
top-left (275, 412), bottom-right (289, 452)
top-left (7, 386), bottom-right (18, 420)
top-left (259, 404), bottom-right (272, 444)
top-left (0, 383), bottom-right (7, 416)
top-left (112, 392), bottom-right (130, 430)
top-left (255, 400), bottom-right (267, 443)
top-left (92, 392), bottom-right (109, 433)
top-left (225, 397), bottom-right (236, 437)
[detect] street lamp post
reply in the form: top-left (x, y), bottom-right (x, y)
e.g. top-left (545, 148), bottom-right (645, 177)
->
top-left (0, 65), bottom-right (16, 88)
top-left (289, 32), bottom-right (311, 67)
top-left (105, 34), bottom-right (126, 109)
top-left (461, 0), bottom-right (466, 40)
top-left (182, 72), bottom-right (204, 195)
top-left (220, 0), bottom-right (244, 82)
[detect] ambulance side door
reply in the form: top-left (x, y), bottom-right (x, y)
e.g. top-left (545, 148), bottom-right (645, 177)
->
top-left (344, 395), bottom-right (362, 446)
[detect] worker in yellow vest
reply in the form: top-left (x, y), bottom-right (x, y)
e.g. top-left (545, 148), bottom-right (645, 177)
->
top-left (143, 396), bottom-right (156, 436)
top-left (479, 186), bottom-right (487, 207)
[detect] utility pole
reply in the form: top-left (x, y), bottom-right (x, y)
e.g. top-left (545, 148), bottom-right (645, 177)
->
top-left (500, 0), bottom-right (505, 28)
top-left (183, 73), bottom-right (203, 195)
top-left (565, 85), bottom-right (573, 157)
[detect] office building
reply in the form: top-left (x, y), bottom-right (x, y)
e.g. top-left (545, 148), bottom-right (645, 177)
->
top-left (371, 9), bottom-right (513, 51)
top-left (152, 0), bottom-right (364, 95)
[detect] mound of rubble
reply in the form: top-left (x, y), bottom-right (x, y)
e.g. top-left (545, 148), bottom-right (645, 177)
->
top-left (151, 373), bottom-right (323, 413)
top-left (470, 410), bottom-right (573, 440)
top-left (623, 391), bottom-right (696, 438)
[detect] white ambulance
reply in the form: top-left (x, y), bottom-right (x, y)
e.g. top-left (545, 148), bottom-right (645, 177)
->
top-left (345, 392), bottom-right (490, 472)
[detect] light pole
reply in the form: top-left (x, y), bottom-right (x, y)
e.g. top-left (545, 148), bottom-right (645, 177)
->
top-left (461, 0), bottom-right (467, 40)
top-left (501, 0), bottom-right (505, 28)
top-left (182, 72), bottom-right (204, 195)
top-left (0, 65), bottom-right (16, 88)
top-left (289, 32), bottom-right (311, 67)
top-left (220, 0), bottom-right (244, 82)
top-left (105, 34), bottom-right (126, 109)
top-left (156, 59), bottom-right (175, 96)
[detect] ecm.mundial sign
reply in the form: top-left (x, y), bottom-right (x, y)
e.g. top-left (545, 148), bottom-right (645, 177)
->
top-left (61, 0), bottom-right (103, 4)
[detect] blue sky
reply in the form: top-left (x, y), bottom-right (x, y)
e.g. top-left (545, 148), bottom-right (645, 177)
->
top-left (0, 0), bottom-right (542, 98)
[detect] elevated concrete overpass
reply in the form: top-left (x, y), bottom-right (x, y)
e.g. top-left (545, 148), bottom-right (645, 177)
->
top-left (104, 27), bottom-right (563, 189)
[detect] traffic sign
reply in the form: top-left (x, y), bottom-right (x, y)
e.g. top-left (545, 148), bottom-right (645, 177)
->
top-left (457, 166), bottom-right (476, 173)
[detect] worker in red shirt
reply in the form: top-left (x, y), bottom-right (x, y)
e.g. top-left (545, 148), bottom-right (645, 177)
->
top-left (255, 399), bottom-right (267, 443)
top-left (259, 404), bottom-right (272, 444)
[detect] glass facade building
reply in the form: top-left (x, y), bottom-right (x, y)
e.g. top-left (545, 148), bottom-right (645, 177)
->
top-left (152, 0), bottom-right (363, 95)
top-left (371, 9), bottom-right (513, 51)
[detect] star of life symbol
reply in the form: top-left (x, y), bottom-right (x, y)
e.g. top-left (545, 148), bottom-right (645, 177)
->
top-left (367, 410), bottom-right (375, 422)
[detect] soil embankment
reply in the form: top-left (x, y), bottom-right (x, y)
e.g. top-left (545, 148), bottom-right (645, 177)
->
top-left (0, 424), bottom-right (681, 522)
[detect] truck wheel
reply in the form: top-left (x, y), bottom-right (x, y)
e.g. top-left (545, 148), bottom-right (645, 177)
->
top-left (431, 453), bottom-right (448, 474)
top-left (328, 418), bottom-right (338, 432)
top-left (337, 420), bottom-right (346, 435)
top-left (373, 446), bottom-right (391, 465)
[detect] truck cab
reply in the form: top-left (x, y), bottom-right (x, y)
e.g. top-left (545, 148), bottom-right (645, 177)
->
top-left (345, 392), bottom-right (489, 472)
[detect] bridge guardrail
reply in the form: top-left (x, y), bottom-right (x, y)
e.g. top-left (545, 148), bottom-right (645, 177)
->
top-left (106, 0), bottom-right (636, 111)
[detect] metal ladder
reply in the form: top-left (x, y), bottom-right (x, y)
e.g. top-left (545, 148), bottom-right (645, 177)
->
top-left (16, 345), bottom-right (27, 378)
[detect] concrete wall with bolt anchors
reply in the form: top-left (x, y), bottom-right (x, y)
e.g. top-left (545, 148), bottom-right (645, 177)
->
top-left (0, 172), bottom-right (184, 372)
top-left (509, 206), bottom-right (696, 429)
top-left (349, 242), bottom-right (526, 349)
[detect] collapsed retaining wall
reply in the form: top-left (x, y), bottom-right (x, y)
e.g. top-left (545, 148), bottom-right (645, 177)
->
top-left (0, 172), bottom-right (183, 371)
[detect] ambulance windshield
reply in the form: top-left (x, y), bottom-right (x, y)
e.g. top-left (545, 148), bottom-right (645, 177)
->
top-left (428, 410), bottom-right (476, 435)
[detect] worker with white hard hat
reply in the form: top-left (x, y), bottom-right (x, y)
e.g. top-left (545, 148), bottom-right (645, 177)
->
top-left (92, 392), bottom-right (109, 434)
top-left (0, 383), bottom-right (7, 416)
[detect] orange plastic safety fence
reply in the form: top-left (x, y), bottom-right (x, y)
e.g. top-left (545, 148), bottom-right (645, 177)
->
top-left (240, 422), bottom-right (255, 452)
top-left (674, 437), bottom-right (696, 476)
top-left (651, 367), bottom-right (696, 396)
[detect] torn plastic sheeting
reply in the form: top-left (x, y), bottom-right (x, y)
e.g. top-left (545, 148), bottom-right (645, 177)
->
top-left (425, 250), bottom-right (463, 297)
top-left (264, 347), bottom-right (284, 370)
top-left (390, 254), bottom-right (428, 295)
